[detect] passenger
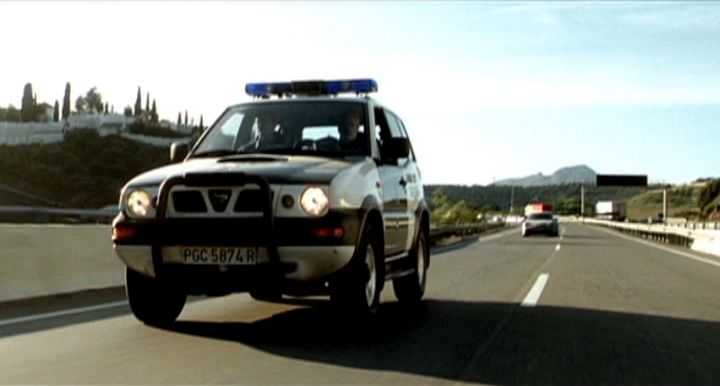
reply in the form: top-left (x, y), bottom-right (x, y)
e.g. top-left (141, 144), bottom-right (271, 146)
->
top-left (251, 112), bottom-right (284, 150)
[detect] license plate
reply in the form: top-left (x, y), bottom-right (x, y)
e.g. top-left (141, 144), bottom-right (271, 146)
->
top-left (179, 247), bottom-right (258, 265)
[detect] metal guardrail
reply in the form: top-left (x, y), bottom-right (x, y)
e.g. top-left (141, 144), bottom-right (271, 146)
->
top-left (0, 206), bottom-right (117, 224)
top-left (582, 218), bottom-right (719, 249)
top-left (429, 222), bottom-right (508, 243)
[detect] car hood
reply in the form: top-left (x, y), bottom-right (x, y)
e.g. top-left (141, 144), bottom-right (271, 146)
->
top-left (125, 154), bottom-right (357, 187)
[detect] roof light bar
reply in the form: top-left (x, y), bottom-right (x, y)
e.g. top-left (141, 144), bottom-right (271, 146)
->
top-left (245, 78), bottom-right (378, 97)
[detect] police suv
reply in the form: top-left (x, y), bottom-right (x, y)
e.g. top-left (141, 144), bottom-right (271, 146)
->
top-left (112, 79), bottom-right (430, 324)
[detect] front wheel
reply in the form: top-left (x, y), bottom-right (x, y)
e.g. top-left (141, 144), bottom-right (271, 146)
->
top-left (393, 228), bottom-right (429, 304)
top-left (330, 225), bottom-right (383, 316)
top-left (126, 268), bottom-right (186, 325)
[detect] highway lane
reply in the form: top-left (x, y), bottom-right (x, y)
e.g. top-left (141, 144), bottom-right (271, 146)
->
top-left (1, 224), bottom-right (720, 385)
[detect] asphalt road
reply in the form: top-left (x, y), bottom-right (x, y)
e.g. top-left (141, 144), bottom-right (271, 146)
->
top-left (2, 223), bottom-right (720, 385)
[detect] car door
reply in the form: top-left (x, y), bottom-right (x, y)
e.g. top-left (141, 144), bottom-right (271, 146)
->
top-left (386, 111), bottom-right (419, 252)
top-left (374, 107), bottom-right (406, 256)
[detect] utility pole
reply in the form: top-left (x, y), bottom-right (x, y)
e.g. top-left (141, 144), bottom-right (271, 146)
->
top-left (663, 187), bottom-right (668, 223)
top-left (580, 185), bottom-right (585, 218)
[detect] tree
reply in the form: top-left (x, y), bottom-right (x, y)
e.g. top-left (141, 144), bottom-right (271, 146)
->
top-left (5, 105), bottom-right (21, 122)
top-left (184, 110), bottom-right (188, 126)
top-left (85, 87), bottom-right (104, 113)
top-left (75, 87), bottom-right (104, 113)
top-left (199, 115), bottom-right (203, 131)
top-left (53, 100), bottom-right (60, 122)
top-left (699, 179), bottom-right (720, 218)
top-left (145, 92), bottom-right (150, 112)
top-left (104, 102), bottom-right (109, 114)
top-left (134, 87), bottom-right (142, 116)
top-left (177, 112), bottom-right (181, 127)
top-left (62, 82), bottom-right (71, 120)
top-left (150, 100), bottom-right (158, 123)
top-left (21, 83), bottom-right (34, 122)
top-left (124, 106), bottom-right (133, 117)
top-left (75, 96), bottom-right (85, 113)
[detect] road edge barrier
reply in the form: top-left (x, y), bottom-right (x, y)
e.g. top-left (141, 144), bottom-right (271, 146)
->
top-left (581, 218), bottom-right (720, 258)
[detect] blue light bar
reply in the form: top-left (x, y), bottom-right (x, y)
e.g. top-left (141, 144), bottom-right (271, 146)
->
top-left (324, 79), bottom-right (378, 94)
top-left (244, 82), bottom-right (292, 97)
top-left (245, 78), bottom-right (378, 97)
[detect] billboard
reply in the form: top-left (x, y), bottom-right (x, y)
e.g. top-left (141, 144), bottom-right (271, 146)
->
top-left (596, 174), bottom-right (648, 187)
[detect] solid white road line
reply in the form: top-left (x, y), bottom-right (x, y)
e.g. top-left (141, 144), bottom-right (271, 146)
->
top-left (596, 227), bottom-right (720, 270)
top-left (0, 301), bottom-right (128, 327)
top-left (521, 273), bottom-right (549, 307)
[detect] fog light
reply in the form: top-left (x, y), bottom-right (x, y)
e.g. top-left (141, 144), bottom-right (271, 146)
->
top-left (281, 194), bottom-right (295, 208)
top-left (312, 227), bottom-right (345, 238)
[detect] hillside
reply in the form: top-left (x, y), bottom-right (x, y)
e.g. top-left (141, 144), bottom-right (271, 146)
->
top-left (426, 184), bottom-right (653, 217)
top-left (495, 165), bottom-right (596, 186)
top-left (0, 130), bottom-right (170, 208)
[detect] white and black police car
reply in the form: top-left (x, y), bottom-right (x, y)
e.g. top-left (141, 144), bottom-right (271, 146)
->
top-left (112, 79), bottom-right (430, 324)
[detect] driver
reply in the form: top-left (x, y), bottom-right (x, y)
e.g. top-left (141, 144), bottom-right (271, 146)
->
top-left (338, 111), bottom-right (366, 151)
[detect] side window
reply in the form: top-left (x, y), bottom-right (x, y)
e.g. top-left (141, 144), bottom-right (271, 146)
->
top-left (373, 107), bottom-right (393, 162)
top-left (388, 112), bottom-right (416, 161)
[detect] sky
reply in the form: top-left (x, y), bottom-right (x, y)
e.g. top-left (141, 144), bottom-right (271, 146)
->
top-left (1, 1), bottom-right (719, 186)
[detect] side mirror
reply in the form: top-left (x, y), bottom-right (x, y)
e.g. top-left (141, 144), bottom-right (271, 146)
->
top-left (386, 138), bottom-right (410, 161)
top-left (170, 141), bottom-right (190, 163)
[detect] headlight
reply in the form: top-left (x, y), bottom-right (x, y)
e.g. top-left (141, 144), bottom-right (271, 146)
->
top-left (300, 186), bottom-right (329, 217)
top-left (124, 187), bottom-right (158, 218)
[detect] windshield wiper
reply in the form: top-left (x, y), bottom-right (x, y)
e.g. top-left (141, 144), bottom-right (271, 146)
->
top-left (188, 150), bottom-right (238, 158)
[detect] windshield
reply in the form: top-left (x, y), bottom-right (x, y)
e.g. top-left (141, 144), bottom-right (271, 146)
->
top-left (192, 101), bottom-right (368, 158)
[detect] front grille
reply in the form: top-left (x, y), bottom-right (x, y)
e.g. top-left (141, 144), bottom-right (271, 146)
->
top-left (166, 185), bottom-right (273, 218)
top-left (208, 189), bottom-right (233, 212)
top-left (235, 189), bottom-right (274, 212)
top-left (172, 191), bottom-right (207, 213)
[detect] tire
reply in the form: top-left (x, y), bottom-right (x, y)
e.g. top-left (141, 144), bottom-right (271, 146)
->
top-left (330, 225), bottom-right (383, 316)
top-left (393, 227), bottom-right (429, 304)
top-left (125, 268), bottom-right (186, 325)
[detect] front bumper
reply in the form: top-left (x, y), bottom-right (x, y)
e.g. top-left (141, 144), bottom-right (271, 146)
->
top-left (113, 209), bottom-right (362, 284)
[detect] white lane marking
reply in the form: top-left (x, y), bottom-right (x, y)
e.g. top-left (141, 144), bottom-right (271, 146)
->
top-left (521, 273), bottom-right (549, 307)
top-left (555, 244), bottom-right (561, 251)
top-left (0, 301), bottom-right (128, 327)
top-left (596, 226), bottom-right (720, 270)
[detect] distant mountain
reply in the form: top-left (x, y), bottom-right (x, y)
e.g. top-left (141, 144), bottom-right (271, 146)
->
top-left (495, 165), bottom-right (596, 187)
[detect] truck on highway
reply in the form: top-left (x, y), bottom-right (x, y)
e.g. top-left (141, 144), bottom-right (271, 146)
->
top-left (595, 201), bottom-right (627, 221)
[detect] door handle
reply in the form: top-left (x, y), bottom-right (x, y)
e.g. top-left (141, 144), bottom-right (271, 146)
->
top-left (399, 178), bottom-right (407, 188)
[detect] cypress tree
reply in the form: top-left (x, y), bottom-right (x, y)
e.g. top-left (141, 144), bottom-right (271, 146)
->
top-left (62, 82), bottom-right (71, 120)
top-left (134, 87), bottom-right (142, 116)
top-left (21, 83), bottom-right (34, 122)
top-left (151, 100), bottom-right (158, 123)
top-left (53, 100), bottom-right (60, 121)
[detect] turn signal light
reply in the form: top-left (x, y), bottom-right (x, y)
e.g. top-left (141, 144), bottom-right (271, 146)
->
top-left (112, 225), bottom-right (136, 242)
top-left (312, 227), bottom-right (345, 238)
